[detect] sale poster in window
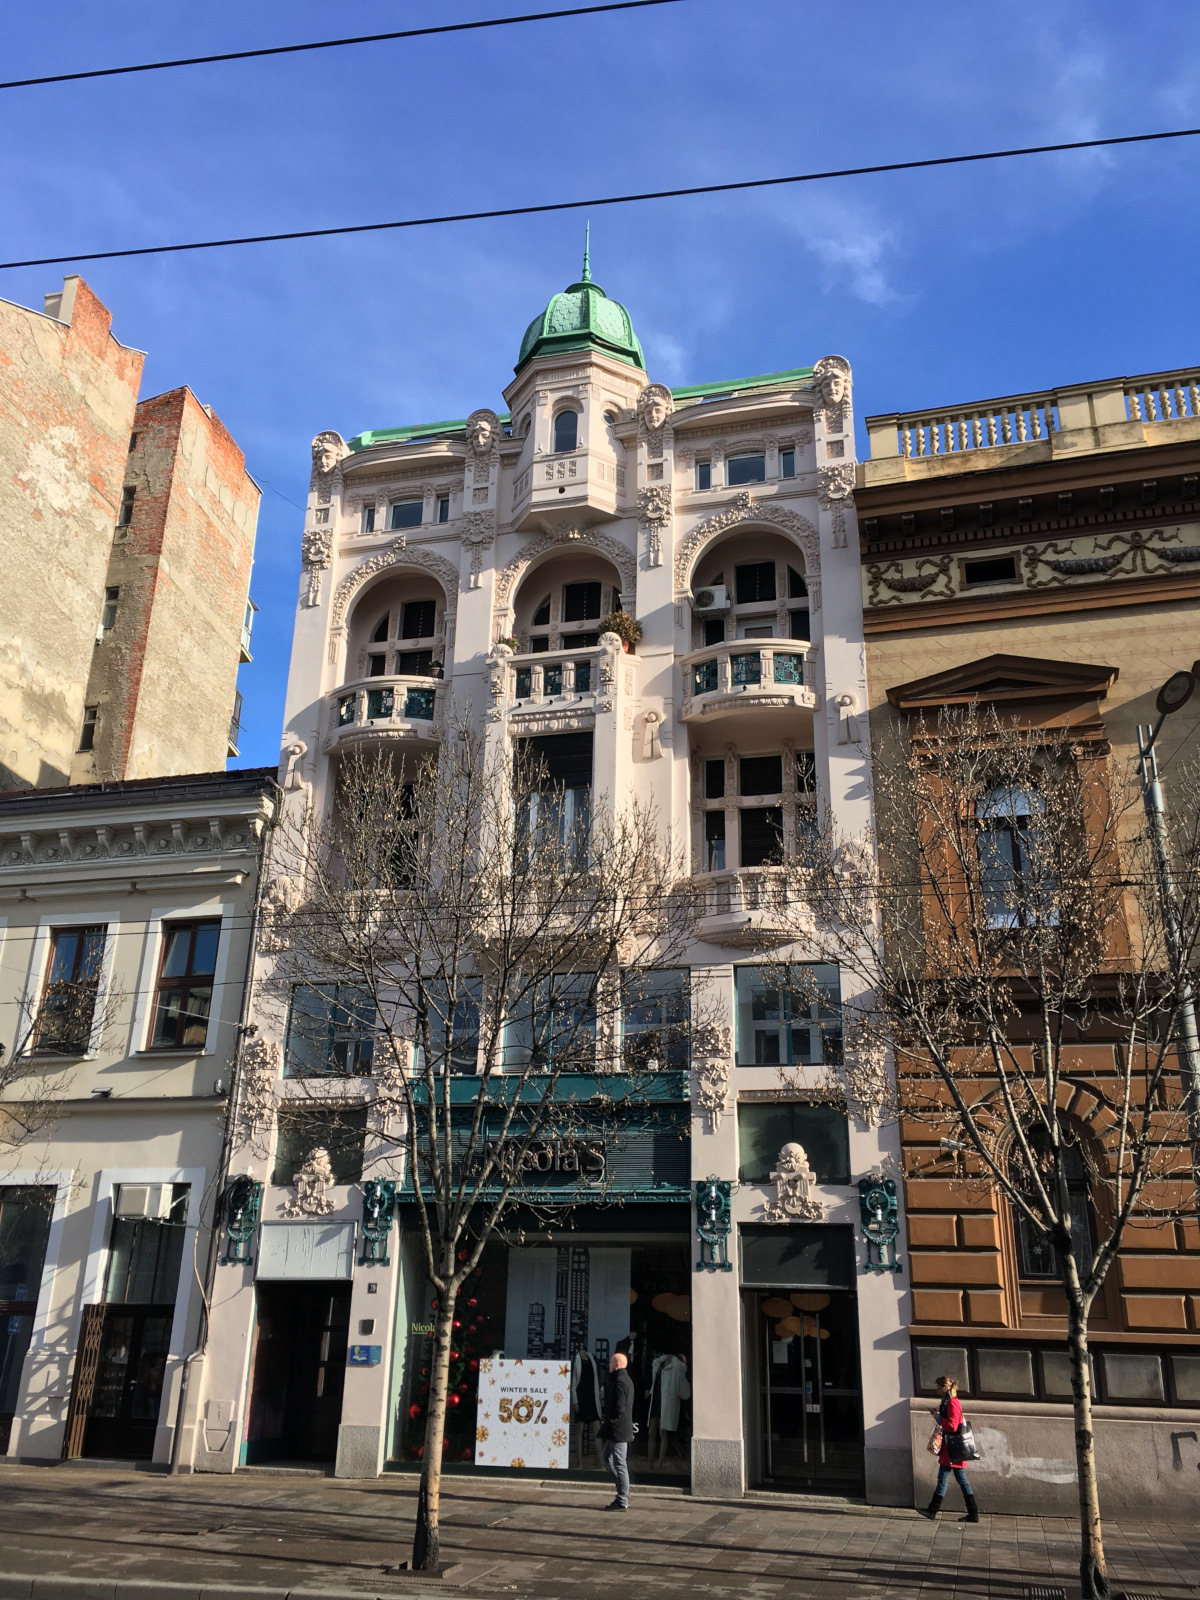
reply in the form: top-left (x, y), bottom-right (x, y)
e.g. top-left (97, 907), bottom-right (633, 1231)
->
top-left (474, 1357), bottom-right (571, 1469)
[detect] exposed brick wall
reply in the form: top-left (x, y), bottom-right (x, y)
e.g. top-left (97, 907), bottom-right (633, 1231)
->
top-left (75, 387), bottom-right (259, 782)
top-left (0, 277), bottom-right (143, 789)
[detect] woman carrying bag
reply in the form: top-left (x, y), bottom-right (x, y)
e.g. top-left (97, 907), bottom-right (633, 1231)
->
top-left (919, 1375), bottom-right (981, 1523)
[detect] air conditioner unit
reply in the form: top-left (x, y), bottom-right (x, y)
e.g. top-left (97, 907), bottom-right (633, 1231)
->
top-left (115, 1183), bottom-right (172, 1220)
top-left (692, 585), bottom-right (730, 613)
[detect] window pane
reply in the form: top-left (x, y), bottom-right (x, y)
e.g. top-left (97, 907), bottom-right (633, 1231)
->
top-left (398, 650), bottom-right (432, 675)
top-left (740, 755), bottom-right (783, 796)
top-left (190, 923), bottom-right (220, 977)
top-left (737, 1103), bottom-right (850, 1184)
top-left (727, 454), bottom-right (766, 486)
top-left (735, 964), bottom-right (841, 1066)
top-left (151, 989), bottom-right (185, 1048)
top-left (789, 609), bottom-right (810, 641)
top-left (914, 1345), bottom-right (970, 1394)
top-left (48, 931), bottom-right (81, 984)
top-left (704, 811), bottom-right (726, 871)
top-left (977, 1346), bottom-right (1035, 1396)
top-left (1041, 1350), bottom-right (1093, 1398)
top-left (622, 969), bottom-right (689, 1069)
top-left (553, 411), bottom-right (578, 453)
top-left (704, 759), bottom-right (725, 800)
top-left (402, 600), bottom-right (436, 638)
top-left (780, 449), bottom-right (795, 478)
top-left (390, 500), bottom-right (422, 530)
top-left (286, 985), bottom-right (375, 1076)
top-left (1102, 1351), bottom-right (1164, 1403)
top-left (696, 461), bottom-right (711, 491)
top-left (1171, 1354), bottom-right (1200, 1403)
top-left (735, 562), bottom-right (776, 603)
top-left (177, 986), bottom-right (212, 1048)
top-left (272, 1106), bottom-right (368, 1186)
top-left (740, 808), bottom-right (783, 867)
top-left (563, 582), bottom-right (602, 622)
top-left (0, 1187), bottom-right (53, 1301)
top-left (160, 927), bottom-right (192, 980)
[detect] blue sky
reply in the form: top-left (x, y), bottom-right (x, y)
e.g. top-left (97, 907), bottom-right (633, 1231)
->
top-left (3, 1), bottom-right (1198, 769)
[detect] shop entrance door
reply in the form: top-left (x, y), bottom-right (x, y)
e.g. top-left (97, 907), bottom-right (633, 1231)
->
top-left (245, 1283), bottom-right (351, 1464)
top-left (82, 1306), bottom-right (174, 1460)
top-left (748, 1288), bottom-right (864, 1495)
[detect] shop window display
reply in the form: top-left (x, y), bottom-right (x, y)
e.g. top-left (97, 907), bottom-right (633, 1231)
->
top-left (394, 1236), bottom-right (693, 1478)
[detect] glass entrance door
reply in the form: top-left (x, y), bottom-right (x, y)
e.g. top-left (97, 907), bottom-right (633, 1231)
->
top-left (749, 1287), bottom-right (864, 1495)
top-left (83, 1307), bottom-right (174, 1460)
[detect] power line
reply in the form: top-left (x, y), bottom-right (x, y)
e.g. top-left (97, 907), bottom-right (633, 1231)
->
top-left (0, 1), bottom-right (685, 92)
top-left (3, 125), bottom-right (1198, 274)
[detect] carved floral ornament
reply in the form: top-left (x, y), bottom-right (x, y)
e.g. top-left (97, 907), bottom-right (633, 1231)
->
top-left (673, 491), bottom-right (820, 598)
top-left (763, 1141), bottom-right (823, 1222)
top-left (493, 527), bottom-right (637, 614)
top-left (330, 537), bottom-right (461, 630)
top-left (460, 510), bottom-right (496, 587)
top-left (691, 1023), bottom-right (732, 1132)
top-left (236, 1035), bottom-right (280, 1135)
top-left (283, 1147), bottom-right (336, 1218)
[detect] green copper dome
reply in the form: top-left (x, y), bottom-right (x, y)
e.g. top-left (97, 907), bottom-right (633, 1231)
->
top-left (515, 234), bottom-right (645, 375)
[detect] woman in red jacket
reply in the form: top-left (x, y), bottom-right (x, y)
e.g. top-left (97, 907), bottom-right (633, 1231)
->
top-left (919, 1375), bottom-right (980, 1522)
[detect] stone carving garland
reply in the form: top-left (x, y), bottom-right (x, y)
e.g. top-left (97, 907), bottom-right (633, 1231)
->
top-left (494, 528), bottom-right (636, 615)
top-left (330, 537), bottom-right (460, 630)
top-left (817, 464), bottom-right (856, 550)
top-left (460, 510), bottom-right (496, 587)
top-left (284, 1147), bottom-right (336, 1217)
top-left (691, 1024), bottom-right (732, 1132)
top-left (301, 527), bottom-right (333, 606)
top-left (237, 1035), bottom-right (280, 1135)
top-left (763, 1141), bottom-right (823, 1222)
top-left (637, 484), bottom-right (673, 569)
top-left (674, 492), bottom-right (820, 597)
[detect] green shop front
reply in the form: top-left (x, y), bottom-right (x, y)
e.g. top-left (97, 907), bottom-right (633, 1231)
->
top-left (387, 1074), bottom-right (693, 1481)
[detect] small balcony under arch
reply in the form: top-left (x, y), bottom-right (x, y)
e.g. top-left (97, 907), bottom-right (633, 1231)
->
top-left (680, 640), bottom-right (815, 725)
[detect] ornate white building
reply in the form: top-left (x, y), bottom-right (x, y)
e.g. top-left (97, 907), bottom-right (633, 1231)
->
top-left (195, 252), bottom-right (912, 1503)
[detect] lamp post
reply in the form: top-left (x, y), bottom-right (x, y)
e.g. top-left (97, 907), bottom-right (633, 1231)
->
top-left (1137, 669), bottom-right (1200, 1190)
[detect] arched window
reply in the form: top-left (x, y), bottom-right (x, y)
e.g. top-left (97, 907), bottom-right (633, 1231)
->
top-left (371, 615), bottom-right (389, 643)
top-left (1012, 1126), bottom-right (1095, 1277)
top-left (553, 410), bottom-right (578, 454)
top-left (532, 595), bottom-right (551, 626)
top-left (518, 414), bottom-right (531, 440)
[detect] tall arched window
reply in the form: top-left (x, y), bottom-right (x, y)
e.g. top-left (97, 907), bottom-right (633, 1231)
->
top-left (553, 410), bottom-right (578, 454)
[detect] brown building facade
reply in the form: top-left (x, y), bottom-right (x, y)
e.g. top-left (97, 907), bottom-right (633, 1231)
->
top-left (859, 369), bottom-right (1200, 1515)
top-left (0, 275), bottom-right (258, 791)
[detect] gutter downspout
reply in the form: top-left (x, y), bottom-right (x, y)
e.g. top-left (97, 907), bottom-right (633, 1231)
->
top-left (170, 782), bottom-right (282, 1474)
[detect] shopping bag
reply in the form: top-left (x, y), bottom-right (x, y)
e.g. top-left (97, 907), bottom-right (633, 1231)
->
top-left (926, 1427), bottom-right (942, 1455)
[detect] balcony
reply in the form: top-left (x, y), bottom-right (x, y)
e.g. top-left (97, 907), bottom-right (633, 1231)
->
top-left (510, 449), bottom-right (625, 530)
top-left (680, 642), bottom-right (815, 724)
top-left (693, 868), bottom-right (807, 948)
top-left (326, 674), bottom-right (444, 753)
top-left (863, 367), bottom-right (1200, 486)
top-left (489, 644), bottom-right (612, 731)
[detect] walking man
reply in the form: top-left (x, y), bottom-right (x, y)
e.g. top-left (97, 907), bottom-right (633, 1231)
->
top-left (599, 1351), bottom-right (635, 1511)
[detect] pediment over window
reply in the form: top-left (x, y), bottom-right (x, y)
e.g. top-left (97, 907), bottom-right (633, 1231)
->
top-left (886, 653), bottom-right (1119, 714)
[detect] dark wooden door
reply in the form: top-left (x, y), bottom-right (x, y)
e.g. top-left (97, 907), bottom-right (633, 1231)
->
top-left (80, 1307), bottom-right (174, 1460)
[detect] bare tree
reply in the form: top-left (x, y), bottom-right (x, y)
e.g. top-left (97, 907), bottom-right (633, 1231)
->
top-left (767, 705), bottom-right (1199, 1600)
top-left (258, 725), bottom-right (690, 1570)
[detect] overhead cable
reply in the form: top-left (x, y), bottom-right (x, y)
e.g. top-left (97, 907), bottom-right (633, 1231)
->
top-left (0, 1), bottom-right (685, 91)
top-left (2, 125), bottom-right (1197, 273)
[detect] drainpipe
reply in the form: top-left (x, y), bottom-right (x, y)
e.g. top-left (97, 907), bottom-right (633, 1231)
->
top-left (169, 781), bottom-right (282, 1474)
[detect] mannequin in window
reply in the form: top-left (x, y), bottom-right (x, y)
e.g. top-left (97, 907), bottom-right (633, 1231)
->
top-left (647, 1350), bottom-right (691, 1469)
top-left (571, 1348), bottom-right (607, 1471)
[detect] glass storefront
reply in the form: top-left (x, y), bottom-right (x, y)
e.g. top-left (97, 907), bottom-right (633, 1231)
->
top-left (0, 1187), bottom-right (54, 1453)
top-left (392, 1220), bottom-right (692, 1479)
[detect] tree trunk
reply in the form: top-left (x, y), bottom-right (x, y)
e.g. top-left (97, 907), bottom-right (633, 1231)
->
top-left (1066, 1295), bottom-right (1109, 1600)
top-left (411, 1294), bottom-right (458, 1571)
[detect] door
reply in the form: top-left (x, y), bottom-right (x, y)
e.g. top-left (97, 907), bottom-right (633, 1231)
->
top-left (82, 1307), bottom-right (174, 1460)
top-left (245, 1283), bottom-right (351, 1463)
top-left (749, 1288), bottom-right (864, 1495)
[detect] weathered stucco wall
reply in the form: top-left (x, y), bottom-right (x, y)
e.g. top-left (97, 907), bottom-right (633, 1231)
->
top-left (74, 387), bottom-right (259, 783)
top-left (0, 277), bottom-right (143, 790)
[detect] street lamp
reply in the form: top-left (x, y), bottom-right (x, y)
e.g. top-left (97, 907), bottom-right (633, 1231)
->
top-left (1137, 668), bottom-right (1200, 1191)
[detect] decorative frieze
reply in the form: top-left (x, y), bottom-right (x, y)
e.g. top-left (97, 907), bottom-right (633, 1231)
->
top-left (674, 491), bottom-right (820, 593)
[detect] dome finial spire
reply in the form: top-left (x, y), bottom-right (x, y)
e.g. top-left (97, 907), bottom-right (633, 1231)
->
top-left (580, 221), bottom-right (591, 284)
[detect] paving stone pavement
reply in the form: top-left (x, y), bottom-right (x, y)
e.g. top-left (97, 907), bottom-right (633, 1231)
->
top-left (0, 1463), bottom-right (1195, 1600)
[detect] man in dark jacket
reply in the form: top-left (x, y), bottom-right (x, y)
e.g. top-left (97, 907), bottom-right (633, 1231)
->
top-left (599, 1351), bottom-right (635, 1510)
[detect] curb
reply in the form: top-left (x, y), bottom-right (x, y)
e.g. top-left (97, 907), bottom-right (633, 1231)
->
top-left (0, 1581), bottom-right (451, 1600)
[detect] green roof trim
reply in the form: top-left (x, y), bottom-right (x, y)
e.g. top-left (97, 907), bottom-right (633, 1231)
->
top-left (670, 365), bottom-right (814, 402)
top-left (348, 415), bottom-right (509, 452)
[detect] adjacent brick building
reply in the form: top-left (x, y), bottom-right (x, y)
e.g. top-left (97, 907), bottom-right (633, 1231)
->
top-left (859, 368), bottom-right (1200, 1515)
top-left (0, 275), bottom-right (258, 790)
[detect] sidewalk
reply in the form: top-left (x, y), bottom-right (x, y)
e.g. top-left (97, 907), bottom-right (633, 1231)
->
top-left (0, 1462), bottom-right (1195, 1600)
